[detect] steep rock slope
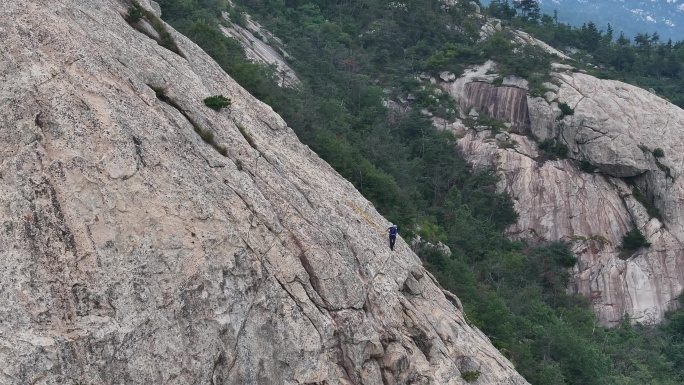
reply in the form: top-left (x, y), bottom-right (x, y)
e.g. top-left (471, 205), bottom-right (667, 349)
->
top-left (0, 1), bottom-right (527, 384)
top-left (450, 65), bottom-right (684, 326)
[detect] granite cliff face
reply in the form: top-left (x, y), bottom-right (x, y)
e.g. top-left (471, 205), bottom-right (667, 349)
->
top-left (450, 63), bottom-right (684, 326)
top-left (0, 1), bottom-right (528, 384)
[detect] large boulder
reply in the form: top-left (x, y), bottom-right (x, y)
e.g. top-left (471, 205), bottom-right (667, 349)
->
top-left (554, 72), bottom-right (684, 239)
top-left (459, 131), bottom-right (684, 325)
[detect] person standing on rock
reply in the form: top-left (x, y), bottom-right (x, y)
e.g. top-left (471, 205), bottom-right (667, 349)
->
top-left (388, 224), bottom-right (398, 251)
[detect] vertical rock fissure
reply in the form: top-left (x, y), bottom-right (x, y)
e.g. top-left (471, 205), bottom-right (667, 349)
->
top-left (210, 351), bottom-right (225, 385)
top-left (270, 272), bottom-right (325, 343)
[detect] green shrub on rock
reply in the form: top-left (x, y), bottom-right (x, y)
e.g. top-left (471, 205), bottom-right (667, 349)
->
top-left (558, 102), bottom-right (574, 118)
top-left (538, 138), bottom-right (568, 159)
top-left (462, 370), bottom-right (481, 381)
top-left (126, 6), bottom-right (144, 23)
top-left (204, 95), bottom-right (232, 111)
top-left (621, 228), bottom-right (651, 254)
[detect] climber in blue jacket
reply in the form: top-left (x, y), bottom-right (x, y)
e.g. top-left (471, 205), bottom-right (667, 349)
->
top-left (388, 224), bottom-right (398, 251)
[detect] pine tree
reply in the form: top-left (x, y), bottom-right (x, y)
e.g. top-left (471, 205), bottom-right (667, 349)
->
top-left (487, 0), bottom-right (516, 20)
top-left (603, 23), bottom-right (614, 45)
top-left (513, 0), bottom-right (540, 21)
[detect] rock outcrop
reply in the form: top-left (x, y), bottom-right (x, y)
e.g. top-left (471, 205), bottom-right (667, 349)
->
top-left (219, 13), bottom-right (300, 88)
top-left (478, 20), bottom-right (571, 61)
top-left (451, 65), bottom-right (684, 326)
top-left (0, 1), bottom-right (527, 384)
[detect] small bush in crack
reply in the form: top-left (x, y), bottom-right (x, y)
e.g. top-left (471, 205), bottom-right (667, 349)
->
top-left (236, 121), bottom-right (257, 150)
top-left (621, 228), bottom-right (651, 254)
top-left (632, 187), bottom-right (662, 220)
top-left (125, 0), bottom-right (183, 57)
top-left (497, 139), bottom-right (518, 149)
top-left (126, 6), bottom-right (144, 23)
top-left (204, 95), bottom-right (232, 111)
top-left (461, 370), bottom-right (481, 381)
top-left (538, 138), bottom-right (568, 160)
top-left (579, 159), bottom-right (597, 172)
top-left (558, 102), bottom-right (574, 118)
top-left (200, 129), bottom-right (215, 143)
top-left (653, 148), bottom-right (665, 158)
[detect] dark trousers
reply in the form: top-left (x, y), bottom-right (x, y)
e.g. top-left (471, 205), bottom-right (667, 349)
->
top-left (389, 234), bottom-right (396, 250)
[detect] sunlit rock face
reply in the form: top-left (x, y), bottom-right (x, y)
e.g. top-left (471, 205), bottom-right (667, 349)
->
top-left (0, 1), bottom-right (529, 384)
top-left (451, 66), bottom-right (684, 326)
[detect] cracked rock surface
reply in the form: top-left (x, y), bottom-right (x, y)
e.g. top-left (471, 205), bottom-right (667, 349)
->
top-left (0, 1), bottom-right (528, 384)
top-left (454, 69), bottom-right (684, 326)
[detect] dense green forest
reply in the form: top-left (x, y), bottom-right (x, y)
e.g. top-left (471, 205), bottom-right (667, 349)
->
top-left (152, 0), bottom-right (684, 383)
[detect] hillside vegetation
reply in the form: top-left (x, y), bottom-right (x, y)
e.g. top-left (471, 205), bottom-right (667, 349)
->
top-left (156, 0), bottom-right (684, 383)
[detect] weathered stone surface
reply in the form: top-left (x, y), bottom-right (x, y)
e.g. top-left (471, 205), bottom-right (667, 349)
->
top-left (527, 96), bottom-right (560, 140)
top-left (551, 62), bottom-right (575, 71)
top-left (554, 73), bottom-right (666, 178)
top-left (503, 75), bottom-right (529, 90)
top-left (449, 60), bottom-right (499, 99)
top-left (479, 19), bottom-right (502, 41)
top-left (440, 71), bottom-right (456, 82)
top-left (0, 1), bottom-right (528, 384)
top-left (495, 132), bottom-right (510, 142)
top-left (542, 82), bottom-right (560, 93)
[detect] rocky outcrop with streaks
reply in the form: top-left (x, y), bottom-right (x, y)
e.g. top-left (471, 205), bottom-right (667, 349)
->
top-left (461, 82), bottom-right (530, 130)
top-left (453, 66), bottom-right (684, 326)
top-left (446, 62), bottom-right (532, 132)
top-left (0, 1), bottom-right (528, 384)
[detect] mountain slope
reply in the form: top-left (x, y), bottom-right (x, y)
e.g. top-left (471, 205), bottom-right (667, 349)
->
top-left (0, 0), bottom-right (527, 384)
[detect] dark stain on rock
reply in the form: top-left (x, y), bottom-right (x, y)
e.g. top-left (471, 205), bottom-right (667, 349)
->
top-left (132, 135), bottom-right (146, 167)
top-left (35, 112), bottom-right (44, 128)
top-left (463, 82), bottom-right (531, 132)
top-left (408, 326), bottom-right (432, 360)
top-left (210, 351), bottom-right (226, 385)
